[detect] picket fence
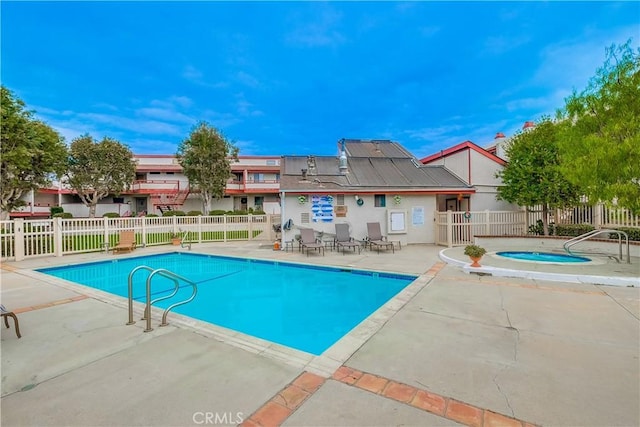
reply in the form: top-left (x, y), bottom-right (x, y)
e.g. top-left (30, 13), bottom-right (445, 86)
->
top-left (1, 214), bottom-right (276, 261)
top-left (435, 206), bottom-right (640, 247)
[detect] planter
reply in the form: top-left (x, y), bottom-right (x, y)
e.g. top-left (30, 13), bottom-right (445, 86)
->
top-left (469, 256), bottom-right (482, 268)
top-left (171, 237), bottom-right (181, 246)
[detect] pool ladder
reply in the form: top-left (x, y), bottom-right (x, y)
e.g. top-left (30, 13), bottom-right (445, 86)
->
top-left (126, 265), bottom-right (198, 332)
top-left (563, 229), bottom-right (630, 264)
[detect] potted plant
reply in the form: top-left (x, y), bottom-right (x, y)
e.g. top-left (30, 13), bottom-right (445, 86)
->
top-left (464, 244), bottom-right (487, 267)
top-left (170, 232), bottom-right (182, 246)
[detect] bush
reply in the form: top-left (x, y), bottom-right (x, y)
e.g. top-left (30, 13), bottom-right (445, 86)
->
top-left (554, 224), bottom-right (595, 237)
top-left (146, 214), bottom-right (159, 217)
top-left (50, 206), bottom-right (64, 216)
top-left (53, 212), bottom-right (73, 218)
top-left (162, 210), bottom-right (186, 216)
top-left (103, 212), bottom-right (120, 218)
top-left (231, 210), bottom-right (247, 215)
top-left (610, 227), bottom-right (640, 242)
top-left (209, 210), bottom-right (227, 216)
top-left (252, 209), bottom-right (265, 215)
top-left (187, 210), bottom-right (203, 216)
top-left (528, 219), bottom-right (555, 236)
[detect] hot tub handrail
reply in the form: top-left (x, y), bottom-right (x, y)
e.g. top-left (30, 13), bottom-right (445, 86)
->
top-left (563, 229), bottom-right (630, 264)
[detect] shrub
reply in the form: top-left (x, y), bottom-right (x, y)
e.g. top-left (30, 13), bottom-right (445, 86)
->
top-left (103, 212), bottom-right (120, 218)
top-left (146, 214), bottom-right (159, 217)
top-left (554, 224), bottom-right (595, 237)
top-left (209, 210), bottom-right (227, 216)
top-left (231, 210), bottom-right (247, 215)
top-left (528, 219), bottom-right (555, 236)
top-left (252, 209), bottom-right (265, 215)
top-left (53, 212), bottom-right (73, 218)
top-left (464, 244), bottom-right (487, 257)
top-left (610, 227), bottom-right (640, 242)
top-left (50, 206), bottom-right (64, 216)
top-left (187, 210), bottom-right (203, 216)
top-left (162, 210), bottom-right (186, 216)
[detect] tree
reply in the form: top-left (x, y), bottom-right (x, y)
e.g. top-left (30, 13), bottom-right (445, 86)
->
top-left (557, 40), bottom-right (640, 213)
top-left (65, 135), bottom-right (136, 218)
top-left (496, 118), bottom-right (582, 235)
top-left (177, 122), bottom-right (239, 213)
top-left (0, 86), bottom-right (67, 219)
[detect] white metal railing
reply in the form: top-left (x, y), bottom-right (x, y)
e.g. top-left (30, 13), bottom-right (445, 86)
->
top-left (1, 214), bottom-right (275, 261)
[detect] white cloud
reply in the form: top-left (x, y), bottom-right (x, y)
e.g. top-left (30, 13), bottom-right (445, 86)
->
top-left (136, 107), bottom-right (194, 124)
top-left (285, 5), bottom-right (346, 48)
top-left (481, 35), bottom-right (531, 56)
top-left (236, 71), bottom-right (259, 88)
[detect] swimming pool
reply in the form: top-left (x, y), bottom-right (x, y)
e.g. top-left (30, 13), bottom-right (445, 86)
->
top-left (37, 253), bottom-right (416, 355)
top-left (496, 251), bottom-right (591, 263)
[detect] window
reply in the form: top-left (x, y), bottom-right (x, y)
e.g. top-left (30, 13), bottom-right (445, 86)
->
top-left (301, 212), bottom-right (310, 224)
top-left (374, 194), bottom-right (386, 207)
top-left (337, 194), bottom-right (345, 205)
top-left (253, 173), bottom-right (264, 182)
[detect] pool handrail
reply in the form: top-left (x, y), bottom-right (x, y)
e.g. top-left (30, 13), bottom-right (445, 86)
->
top-left (563, 229), bottom-right (630, 263)
top-left (126, 265), bottom-right (198, 332)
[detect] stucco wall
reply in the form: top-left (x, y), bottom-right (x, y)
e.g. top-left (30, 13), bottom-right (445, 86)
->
top-left (280, 194), bottom-right (437, 245)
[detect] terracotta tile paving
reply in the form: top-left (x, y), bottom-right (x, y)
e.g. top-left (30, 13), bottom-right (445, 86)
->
top-left (335, 366), bottom-right (539, 427)
top-left (410, 389), bottom-right (447, 416)
top-left (446, 399), bottom-right (484, 427)
top-left (484, 410), bottom-right (525, 427)
top-left (355, 373), bottom-right (389, 394)
top-left (331, 365), bottom-right (363, 384)
top-left (242, 372), bottom-right (326, 427)
top-left (382, 381), bottom-right (417, 403)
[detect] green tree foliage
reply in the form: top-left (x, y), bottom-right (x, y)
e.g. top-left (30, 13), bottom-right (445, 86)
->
top-left (497, 118), bottom-right (581, 235)
top-left (557, 41), bottom-right (640, 213)
top-left (0, 86), bottom-right (67, 219)
top-left (65, 135), bottom-right (136, 218)
top-left (177, 122), bottom-right (239, 213)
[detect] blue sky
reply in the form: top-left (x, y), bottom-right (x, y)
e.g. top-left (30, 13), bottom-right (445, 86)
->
top-left (2, 2), bottom-right (638, 158)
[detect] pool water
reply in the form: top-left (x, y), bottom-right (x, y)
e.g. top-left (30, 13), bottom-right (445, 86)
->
top-left (496, 251), bottom-right (590, 263)
top-left (37, 253), bottom-right (416, 355)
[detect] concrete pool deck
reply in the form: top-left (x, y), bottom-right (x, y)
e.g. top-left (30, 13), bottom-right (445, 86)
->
top-left (1, 242), bottom-right (639, 426)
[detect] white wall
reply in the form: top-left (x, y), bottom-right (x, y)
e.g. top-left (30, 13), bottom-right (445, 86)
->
top-left (280, 193), bottom-right (437, 245)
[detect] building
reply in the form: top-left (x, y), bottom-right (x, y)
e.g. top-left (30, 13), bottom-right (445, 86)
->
top-left (8, 154), bottom-right (281, 218)
top-left (278, 139), bottom-right (473, 246)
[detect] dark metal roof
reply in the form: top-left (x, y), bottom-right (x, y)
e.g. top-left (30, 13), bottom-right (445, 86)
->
top-left (343, 139), bottom-right (414, 159)
top-left (280, 156), bottom-right (471, 192)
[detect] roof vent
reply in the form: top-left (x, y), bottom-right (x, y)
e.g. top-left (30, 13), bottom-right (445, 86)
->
top-left (339, 150), bottom-right (348, 175)
top-left (301, 168), bottom-right (308, 181)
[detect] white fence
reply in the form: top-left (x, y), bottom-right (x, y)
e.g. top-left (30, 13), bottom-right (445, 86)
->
top-left (435, 206), bottom-right (640, 247)
top-left (435, 210), bottom-right (527, 246)
top-left (1, 214), bottom-right (276, 261)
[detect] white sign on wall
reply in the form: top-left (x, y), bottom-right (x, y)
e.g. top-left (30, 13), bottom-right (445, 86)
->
top-left (412, 206), bottom-right (425, 226)
top-left (387, 209), bottom-right (407, 234)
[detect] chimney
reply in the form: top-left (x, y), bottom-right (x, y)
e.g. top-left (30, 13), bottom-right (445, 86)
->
top-left (494, 132), bottom-right (505, 139)
top-left (523, 121), bottom-right (535, 131)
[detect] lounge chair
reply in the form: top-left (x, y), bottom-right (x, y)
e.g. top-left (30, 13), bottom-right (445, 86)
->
top-left (299, 228), bottom-right (324, 256)
top-left (112, 230), bottom-right (137, 254)
top-left (1, 304), bottom-right (21, 338)
top-left (334, 223), bottom-right (361, 255)
top-left (366, 222), bottom-right (394, 253)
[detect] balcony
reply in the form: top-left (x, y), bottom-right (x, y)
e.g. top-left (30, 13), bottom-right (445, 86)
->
top-left (226, 179), bottom-right (280, 194)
